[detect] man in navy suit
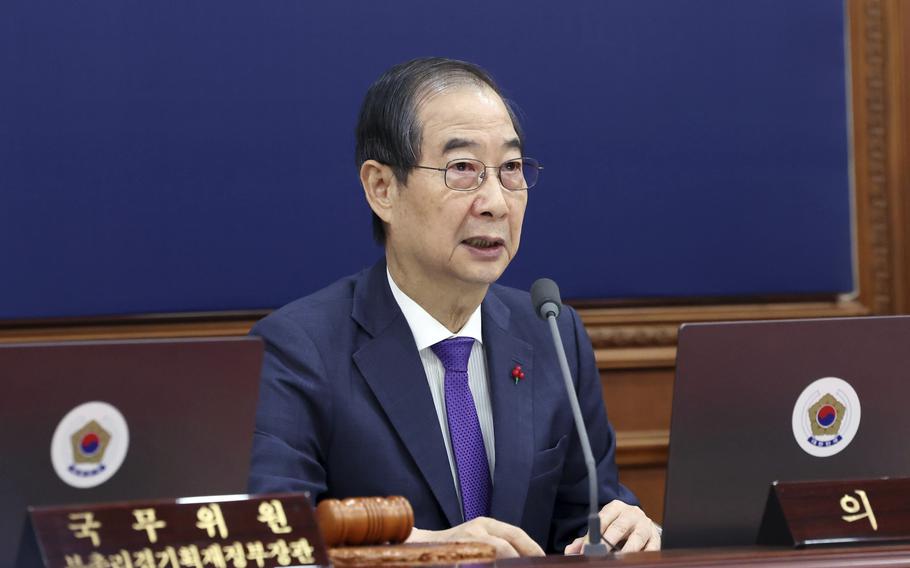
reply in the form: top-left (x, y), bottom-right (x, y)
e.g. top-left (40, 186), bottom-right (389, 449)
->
top-left (248, 58), bottom-right (660, 556)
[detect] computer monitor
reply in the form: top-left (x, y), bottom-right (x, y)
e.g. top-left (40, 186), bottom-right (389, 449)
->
top-left (662, 316), bottom-right (910, 548)
top-left (0, 337), bottom-right (263, 566)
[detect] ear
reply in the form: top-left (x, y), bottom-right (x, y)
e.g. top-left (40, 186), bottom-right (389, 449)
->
top-left (360, 159), bottom-right (398, 225)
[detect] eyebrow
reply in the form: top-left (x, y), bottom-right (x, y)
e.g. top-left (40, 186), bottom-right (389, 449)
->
top-left (503, 138), bottom-right (522, 151)
top-left (441, 137), bottom-right (523, 154)
top-left (441, 138), bottom-right (479, 153)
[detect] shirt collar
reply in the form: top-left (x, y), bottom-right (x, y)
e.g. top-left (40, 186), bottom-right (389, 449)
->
top-left (387, 268), bottom-right (483, 351)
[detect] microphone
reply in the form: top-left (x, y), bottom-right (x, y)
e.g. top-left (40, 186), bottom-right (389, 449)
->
top-left (530, 278), bottom-right (609, 556)
top-left (531, 277), bottom-right (561, 319)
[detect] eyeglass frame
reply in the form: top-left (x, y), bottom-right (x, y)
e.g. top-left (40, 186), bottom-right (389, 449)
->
top-left (410, 157), bottom-right (543, 192)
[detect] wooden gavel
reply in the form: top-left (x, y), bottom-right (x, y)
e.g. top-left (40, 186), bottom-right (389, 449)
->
top-left (316, 496), bottom-right (414, 547)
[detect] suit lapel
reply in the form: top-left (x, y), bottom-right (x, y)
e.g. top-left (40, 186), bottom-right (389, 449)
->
top-left (351, 261), bottom-right (462, 527)
top-left (483, 290), bottom-right (535, 527)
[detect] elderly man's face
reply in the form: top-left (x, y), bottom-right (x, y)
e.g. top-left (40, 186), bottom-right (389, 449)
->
top-left (386, 85), bottom-right (527, 293)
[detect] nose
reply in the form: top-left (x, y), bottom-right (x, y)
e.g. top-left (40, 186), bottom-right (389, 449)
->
top-left (473, 168), bottom-right (510, 218)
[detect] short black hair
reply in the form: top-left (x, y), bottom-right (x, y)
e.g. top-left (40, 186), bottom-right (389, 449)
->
top-left (355, 57), bottom-right (524, 244)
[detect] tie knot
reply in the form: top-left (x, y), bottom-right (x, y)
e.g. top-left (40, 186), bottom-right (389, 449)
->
top-left (431, 337), bottom-right (475, 373)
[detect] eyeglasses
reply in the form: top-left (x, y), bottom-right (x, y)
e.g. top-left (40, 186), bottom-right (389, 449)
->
top-left (413, 158), bottom-right (542, 191)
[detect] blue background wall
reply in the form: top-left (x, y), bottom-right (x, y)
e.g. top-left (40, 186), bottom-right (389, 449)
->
top-left (0, 1), bottom-right (853, 320)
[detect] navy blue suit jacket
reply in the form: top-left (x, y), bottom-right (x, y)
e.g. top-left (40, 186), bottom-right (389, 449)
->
top-left (248, 260), bottom-right (636, 553)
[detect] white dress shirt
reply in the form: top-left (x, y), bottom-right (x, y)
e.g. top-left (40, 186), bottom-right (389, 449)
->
top-left (386, 269), bottom-right (496, 507)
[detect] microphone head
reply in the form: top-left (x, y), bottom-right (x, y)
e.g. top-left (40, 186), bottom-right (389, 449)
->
top-left (530, 278), bottom-right (562, 319)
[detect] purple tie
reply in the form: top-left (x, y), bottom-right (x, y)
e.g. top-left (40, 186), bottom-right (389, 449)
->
top-left (431, 337), bottom-right (491, 521)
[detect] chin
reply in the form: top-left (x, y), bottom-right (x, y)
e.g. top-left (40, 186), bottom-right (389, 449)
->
top-left (458, 265), bottom-right (509, 287)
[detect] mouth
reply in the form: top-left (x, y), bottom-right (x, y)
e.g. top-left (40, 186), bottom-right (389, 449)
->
top-left (461, 236), bottom-right (507, 260)
top-left (462, 236), bottom-right (505, 250)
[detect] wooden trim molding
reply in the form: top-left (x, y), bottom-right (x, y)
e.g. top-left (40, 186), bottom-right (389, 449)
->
top-left (596, 347), bottom-right (677, 370)
top-left (850, 0), bottom-right (909, 315)
top-left (893, 0), bottom-right (910, 313)
top-left (615, 430), bottom-right (670, 468)
top-left (581, 298), bottom-right (869, 369)
top-left (0, 317), bottom-right (259, 344)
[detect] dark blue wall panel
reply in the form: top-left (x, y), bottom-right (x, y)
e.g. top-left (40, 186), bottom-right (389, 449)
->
top-left (0, 1), bottom-right (853, 319)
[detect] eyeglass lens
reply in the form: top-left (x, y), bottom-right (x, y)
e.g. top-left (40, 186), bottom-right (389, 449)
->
top-left (445, 158), bottom-right (539, 191)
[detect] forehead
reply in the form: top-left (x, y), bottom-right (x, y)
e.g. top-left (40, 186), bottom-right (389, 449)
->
top-left (416, 85), bottom-right (518, 156)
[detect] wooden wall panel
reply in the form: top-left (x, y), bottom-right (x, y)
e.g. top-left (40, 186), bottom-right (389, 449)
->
top-left (617, 465), bottom-right (667, 526)
top-left (602, 368), bottom-right (673, 433)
